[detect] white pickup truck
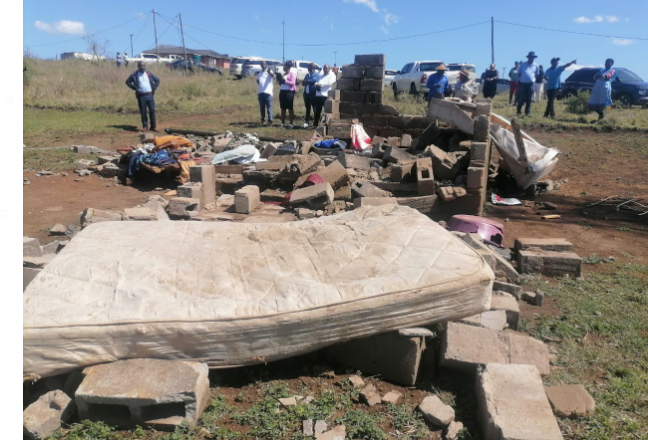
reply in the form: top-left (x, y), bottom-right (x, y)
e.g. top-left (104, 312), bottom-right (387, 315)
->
top-left (126, 53), bottom-right (182, 64)
top-left (392, 60), bottom-right (477, 96)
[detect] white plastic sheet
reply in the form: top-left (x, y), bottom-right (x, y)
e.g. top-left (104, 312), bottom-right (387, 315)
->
top-left (211, 144), bottom-right (260, 164)
top-left (351, 123), bottom-right (372, 151)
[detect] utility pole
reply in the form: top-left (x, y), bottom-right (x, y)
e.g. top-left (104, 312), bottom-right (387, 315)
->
top-left (129, 34), bottom-right (134, 56)
top-left (152, 9), bottom-right (159, 62)
top-left (333, 51), bottom-right (338, 66)
top-left (282, 20), bottom-right (285, 62)
top-left (179, 13), bottom-right (189, 73)
top-left (491, 16), bottom-right (495, 64)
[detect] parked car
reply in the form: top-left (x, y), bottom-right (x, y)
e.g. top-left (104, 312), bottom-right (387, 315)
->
top-left (384, 69), bottom-right (398, 88)
top-left (558, 67), bottom-right (648, 107)
top-left (272, 60), bottom-right (321, 81)
top-left (392, 60), bottom-right (443, 96)
top-left (126, 53), bottom-right (181, 64)
top-left (446, 63), bottom-right (477, 86)
top-left (167, 59), bottom-right (223, 74)
top-left (241, 59), bottom-right (282, 78)
top-left (475, 78), bottom-right (510, 94)
top-left (230, 56), bottom-right (264, 78)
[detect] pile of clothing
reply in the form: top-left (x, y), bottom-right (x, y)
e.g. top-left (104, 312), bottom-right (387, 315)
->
top-left (125, 136), bottom-right (195, 183)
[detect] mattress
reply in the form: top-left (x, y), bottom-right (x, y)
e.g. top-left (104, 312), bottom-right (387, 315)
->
top-left (24, 205), bottom-right (493, 378)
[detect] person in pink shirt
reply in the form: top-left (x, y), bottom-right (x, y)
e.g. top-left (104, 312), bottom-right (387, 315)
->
top-left (277, 61), bottom-right (297, 127)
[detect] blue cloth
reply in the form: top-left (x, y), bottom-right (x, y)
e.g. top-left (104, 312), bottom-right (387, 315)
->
top-left (143, 149), bottom-right (175, 167)
top-left (125, 70), bottom-right (161, 93)
top-left (128, 152), bottom-right (146, 176)
top-left (314, 139), bottom-right (341, 148)
top-left (426, 73), bottom-right (450, 98)
top-left (258, 93), bottom-right (273, 122)
top-left (545, 65), bottom-right (566, 90)
top-left (302, 72), bottom-right (318, 96)
top-left (518, 62), bottom-right (539, 84)
top-left (137, 93), bottom-right (156, 129)
top-left (589, 68), bottom-right (617, 108)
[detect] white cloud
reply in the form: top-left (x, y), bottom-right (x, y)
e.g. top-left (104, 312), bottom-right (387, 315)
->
top-left (323, 16), bottom-right (335, 30)
top-left (343, 0), bottom-right (379, 13)
top-left (383, 11), bottom-right (399, 25)
top-left (612, 38), bottom-right (634, 46)
top-left (35, 20), bottom-right (85, 35)
top-left (379, 25), bottom-right (389, 34)
top-left (574, 15), bottom-right (621, 24)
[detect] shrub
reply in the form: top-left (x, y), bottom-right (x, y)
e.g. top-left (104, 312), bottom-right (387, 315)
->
top-left (564, 91), bottom-right (591, 115)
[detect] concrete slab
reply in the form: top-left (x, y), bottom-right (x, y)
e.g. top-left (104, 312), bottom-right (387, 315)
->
top-left (514, 238), bottom-right (574, 252)
top-left (544, 384), bottom-right (595, 418)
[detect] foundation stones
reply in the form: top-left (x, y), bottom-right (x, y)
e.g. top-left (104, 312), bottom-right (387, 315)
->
top-left (418, 395), bottom-right (455, 427)
top-left (235, 185), bottom-right (261, 214)
top-left (23, 390), bottom-right (75, 440)
top-left (544, 384), bottom-right (596, 418)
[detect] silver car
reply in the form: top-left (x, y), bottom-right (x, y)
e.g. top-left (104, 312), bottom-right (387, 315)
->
top-left (241, 59), bottom-right (282, 78)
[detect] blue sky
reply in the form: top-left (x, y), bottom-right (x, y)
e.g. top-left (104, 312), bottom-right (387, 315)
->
top-left (23, 0), bottom-right (648, 79)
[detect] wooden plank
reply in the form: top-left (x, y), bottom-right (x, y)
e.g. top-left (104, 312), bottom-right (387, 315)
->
top-left (541, 215), bottom-right (561, 220)
top-left (510, 118), bottom-right (529, 167)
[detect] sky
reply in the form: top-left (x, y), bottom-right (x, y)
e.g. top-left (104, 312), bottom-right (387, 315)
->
top-left (23, 0), bottom-right (648, 80)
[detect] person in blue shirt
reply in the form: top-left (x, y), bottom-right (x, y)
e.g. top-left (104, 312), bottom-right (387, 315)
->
top-left (516, 51), bottom-right (539, 116)
top-left (426, 64), bottom-right (450, 101)
top-left (543, 57), bottom-right (577, 118)
top-left (125, 62), bottom-right (161, 132)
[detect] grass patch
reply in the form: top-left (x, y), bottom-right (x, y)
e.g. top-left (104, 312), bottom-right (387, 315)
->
top-left (23, 149), bottom-right (96, 172)
top-left (335, 409), bottom-right (386, 440)
top-left (385, 404), bottom-right (428, 439)
top-left (47, 420), bottom-right (116, 440)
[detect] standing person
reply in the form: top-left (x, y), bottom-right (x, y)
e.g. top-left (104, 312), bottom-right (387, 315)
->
top-left (588, 58), bottom-right (617, 122)
top-left (124, 52), bottom-right (129, 67)
top-left (516, 51), bottom-right (539, 116)
top-left (543, 57), bottom-right (577, 118)
top-left (125, 61), bottom-right (160, 132)
top-left (277, 61), bottom-right (297, 128)
top-left (508, 61), bottom-right (520, 105)
top-left (454, 69), bottom-right (478, 102)
top-left (313, 64), bottom-right (337, 127)
top-left (302, 64), bottom-right (317, 128)
top-left (116, 52), bottom-right (123, 68)
top-left (426, 64), bottom-right (450, 100)
top-left (533, 65), bottom-right (545, 102)
top-left (256, 61), bottom-right (274, 125)
top-left (482, 63), bottom-right (499, 99)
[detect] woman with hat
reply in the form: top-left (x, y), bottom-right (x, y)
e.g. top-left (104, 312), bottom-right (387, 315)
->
top-left (588, 58), bottom-right (616, 122)
top-left (426, 64), bottom-right (451, 100)
top-left (482, 63), bottom-right (499, 99)
top-left (454, 69), bottom-right (478, 102)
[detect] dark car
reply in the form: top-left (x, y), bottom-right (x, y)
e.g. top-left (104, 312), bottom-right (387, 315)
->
top-left (559, 67), bottom-right (648, 107)
top-left (167, 59), bottom-right (223, 75)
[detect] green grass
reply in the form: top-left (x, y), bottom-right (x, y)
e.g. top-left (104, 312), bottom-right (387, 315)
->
top-left (23, 149), bottom-right (96, 172)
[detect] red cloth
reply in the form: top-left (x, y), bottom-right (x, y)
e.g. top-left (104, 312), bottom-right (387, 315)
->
top-left (509, 81), bottom-right (519, 94)
top-left (282, 174), bottom-right (326, 206)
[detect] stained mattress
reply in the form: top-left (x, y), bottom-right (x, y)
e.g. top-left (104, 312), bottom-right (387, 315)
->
top-left (24, 205), bottom-right (493, 378)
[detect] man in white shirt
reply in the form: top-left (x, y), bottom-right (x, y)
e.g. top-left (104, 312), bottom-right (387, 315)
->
top-left (256, 61), bottom-right (275, 125)
top-left (454, 69), bottom-right (478, 102)
top-left (312, 64), bottom-right (336, 127)
top-left (116, 52), bottom-right (123, 68)
top-left (516, 51), bottom-right (540, 116)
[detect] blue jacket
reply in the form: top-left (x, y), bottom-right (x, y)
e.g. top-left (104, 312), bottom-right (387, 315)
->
top-left (126, 70), bottom-right (160, 94)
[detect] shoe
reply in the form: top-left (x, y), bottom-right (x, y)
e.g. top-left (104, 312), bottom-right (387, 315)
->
top-left (150, 128), bottom-right (158, 132)
top-left (286, 124), bottom-right (294, 129)
top-left (516, 113), bottom-right (522, 117)
top-left (140, 127), bottom-right (148, 132)
top-left (302, 123), bottom-right (308, 128)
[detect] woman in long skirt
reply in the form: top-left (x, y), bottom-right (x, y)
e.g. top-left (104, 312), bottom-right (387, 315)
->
top-left (588, 58), bottom-right (616, 122)
top-left (482, 64), bottom-right (499, 99)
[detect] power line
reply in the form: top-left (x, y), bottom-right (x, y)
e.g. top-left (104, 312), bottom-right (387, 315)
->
top-left (496, 20), bottom-right (648, 41)
top-left (27, 13), bottom-right (150, 48)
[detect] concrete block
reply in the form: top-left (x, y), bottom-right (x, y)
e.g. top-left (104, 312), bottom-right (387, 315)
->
top-left (23, 254), bottom-right (55, 269)
top-left (351, 180), bottom-right (392, 199)
top-left (341, 65), bottom-right (364, 78)
top-left (514, 238), bottom-right (575, 252)
top-left (100, 164), bottom-right (120, 178)
top-left (475, 101), bottom-right (491, 116)
top-left (123, 207), bottom-right (158, 221)
top-left (235, 185), bottom-right (260, 214)
top-left (76, 359), bottom-right (209, 430)
top-left (168, 197), bottom-right (201, 219)
top-left (384, 146), bottom-right (416, 164)
top-left (364, 66), bottom-right (385, 79)
top-left (41, 240), bottom-right (60, 255)
top-left (314, 420), bottom-right (328, 436)
top-left (360, 79), bottom-right (383, 92)
top-left (97, 155), bottom-right (119, 165)
top-left (324, 99), bottom-right (340, 114)
top-left (353, 197), bottom-right (398, 209)
top-left (333, 184), bottom-right (352, 201)
top-left (75, 159), bottom-right (95, 170)
top-left (360, 384), bottom-right (381, 407)
top-left (416, 158), bottom-right (435, 196)
top-left (354, 54), bottom-right (385, 66)
top-left (339, 90), bottom-right (367, 103)
top-left (328, 89), bottom-right (341, 100)
top-left (427, 146), bottom-right (461, 180)
top-left (459, 310), bottom-right (508, 331)
top-left (473, 115), bottom-right (490, 142)
top-left (23, 267), bottom-right (41, 292)
top-left (366, 91), bottom-right (383, 104)
top-left (470, 141), bottom-right (489, 162)
top-left (296, 160), bottom-right (351, 191)
top-left (143, 196), bottom-right (170, 221)
top-left (189, 165), bottom-right (216, 206)
top-left (390, 162), bottom-right (416, 183)
top-left (338, 153), bottom-right (370, 170)
top-left (386, 136), bottom-right (401, 147)
top-left (418, 395), bottom-right (455, 427)
top-left (177, 182), bottom-right (204, 205)
top-left (411, 123), bottom-right (441, 150)
top-left (518, 249), bottom-right (582, 277)
top-left (522, 291), bottom-right (544, 306)
top-left (289, 183), bottom-right (334, 209)
top-left (490, 293), bottom-right (520, 330)
top-left (335, 78), bottom-right (358, 91)
top-left (544, 385), bottom-right (596, 418)
top-left (396, 195), bottom-right (440, 214)
top-left (427, 100), bottom-right (474, 135)
top-left (438, 185), bottom-right (467, 202)
top-left (24, 237), bottom-right (42, 258)
top-left (401, 134), bottom-right (412, 147)
top-left (493, 280), bottom-right (522, 299)
top-left (325, 331), bottom-right (425, 386)
top-left (467, 167), bottom-right (487, 191)
top-left (378, 127), bottom-right (403, 137)
top-left (260, 143), bottom-right (278, 159)
top-left (327, 121), bottom-right (352, 139)
top-left (476, 364), bottom-right (562, 440)
top-left (303, 419), bottom-right (314, 436)
top-left (80, 208), bottom-right (123, 228)
top-left (23, 390), bottom-right (74, 440)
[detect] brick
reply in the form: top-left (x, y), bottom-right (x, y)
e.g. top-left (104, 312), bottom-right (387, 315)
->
top-left (428, 146), bottom-right (462, 180)
top-left (295, 160), bottom-right (350, 190)
top-left (427, 99), bottom-right (474, 134)
top-left (341, 65), bottom-right (364, 78)
top-left (459, 310), bottom-right (508, 331)
top-left (324, 99), bottom-right (339, 114)
top-left (335, 78), bottom-right (358, 91)
top-left (363, 114), bottom-right (387, 127)
top-left (328, 89), bottom-right (341, 100)
top-left (364, 66), bottom-right (385, 79)
top-left (544, 385), bottom-right (596, 418)
top-left (386, 136), bottom-right (401, 147)
top-left (396, 195), bottom-right (440, 214)
top-left (467, 167), bottom-right (487, 191)
top-left (289, 183), bottom-right (334, 209)
top-left (390, 162), bottom-right (416, 182)
top-left (177, 182), bottom-right (204, 205)
top-left (339, 90), bottom-right (366, 103)
top-left (351, 180), bottom-right (392, 198)
top-left (476, 364), bottom-right (562, 440)
top-left (400, 134), bottom-right (412, 147)
top-left (470, 141), bottom-right (489, 162)
top-left (23, 390), bottom-right (74, 440)
top-left (338, 153), bottom-right (370, 170)
top-left (325, 331), bottom-right (425, 386)
top-left (360, 79), bottom-right (383, 92)
top-left (411, 123), bottom-right (441, 151)
top-left (385, 116), bottom-right (406, 129)
top-left (366, 91), bottom-right (383, 104)
top-left (416, 158), bottom-right (435, 196)
top-left (475, 100), bottom-right (492, 116)
top-left (518, 249), bottom-right (582, 277)
top-left (378, 104), bottom-right (399, 115)
top-left (493, 280), bottom-right (522, 299)
top-left (418, 395), bottom-right (455, 427)
top-left (168, 197), bottom-right (201, 219)
top-left (473, 115), bottom-right (490, 142)
top-left (363, 125), bottom-right (379, 138)
top-left (514, 238), bottom-right (575, 252)
top-left (123, 207), bottom-right (158, 221)
top-left (76, 359), bottom-right (210, 430)
top-left (235, 185), bottom-right (260, 214)
top-left (438, 185), bottom-right (467, 202)
top-left (490, 293), bottom-right (520, 330)
top-left (80, 208), bottom-right (123, 228)
top-left (384, 146), bottom-right (416, 164)
top-left (24, 237), bottom-right (42, 258)
top-left (353, 197), bottom-right (398, 209)
top-left (327, 121), bottom-right (352, 139)
top-left (354, 54), bottom-right (385, 66)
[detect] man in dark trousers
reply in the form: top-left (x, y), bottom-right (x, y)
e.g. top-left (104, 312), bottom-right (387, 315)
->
top-left (126, 61), bottom-right (161, 131)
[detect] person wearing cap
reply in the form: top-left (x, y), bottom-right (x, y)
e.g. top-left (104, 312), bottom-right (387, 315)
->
top-left (516, 51), bottom-right (540, 116)
top-left (508, 61), bottom-right (520, 105)
top-left (454, 69), bottom-right (478, 102)
top-left (426, 64), bottom-right (451, 100)
top-left (543, 57), bottom-right (577, 118)
top-left (482, 63), bottom-right (499, 99)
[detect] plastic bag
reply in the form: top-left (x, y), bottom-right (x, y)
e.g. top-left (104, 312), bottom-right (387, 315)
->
top-left (351, 123), bottom-right (372, 151)
top-left (212, 144), bottom-right (259, 164)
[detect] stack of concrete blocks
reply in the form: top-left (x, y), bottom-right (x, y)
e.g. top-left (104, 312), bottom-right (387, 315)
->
top-left (515, 238), bottom-right (582, 278)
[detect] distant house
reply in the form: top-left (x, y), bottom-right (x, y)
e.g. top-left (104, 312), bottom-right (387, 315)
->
top-left (143, 46), bottom-right (231, 69)
top-left (60, 52), bottom-right (106, 61)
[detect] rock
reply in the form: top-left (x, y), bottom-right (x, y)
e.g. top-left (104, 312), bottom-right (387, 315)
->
top-left (419, 395), bottom-right (455, 426)
top-left (23, 267), bottom-right (41, 291)
top-left (314, 420), bottom-right (328, 436)
top-left (522, 291), bottom-right (544, 306)
top-left (382, 391), bottom-right (402, 405)
top-left (315, 425), bottom-right (345, 440)
top-left (23, 390), bottom-right (74, 440)
top-left (444, 421), bottom-right (464, 440)
top-left (476, 364), bottom-right (562, 440)
top-left (80, 208), bottom-right (123, 228)
top-left (544, 385), bottom-right (595, 418)
top-left (360, 384), bottom-right (382, 407)
top-left (296, 208), bottom-right (317, 220)
top-left (278, 397), bottom-right (298, 407)
top-left (123, 207), bottom-right (158, 221)
top-left (347, 375), bottom-right (365, 389)
top-left (41, 241), bottom-right (62, 255)
top-left (24, 237), bottom-right (43, 258)
top-left (99, 163), bottom-right (120, 178)
top-left (303, 419), bottom-right (314, 436)
top-left (75, 159), bottom-right (95, 170)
